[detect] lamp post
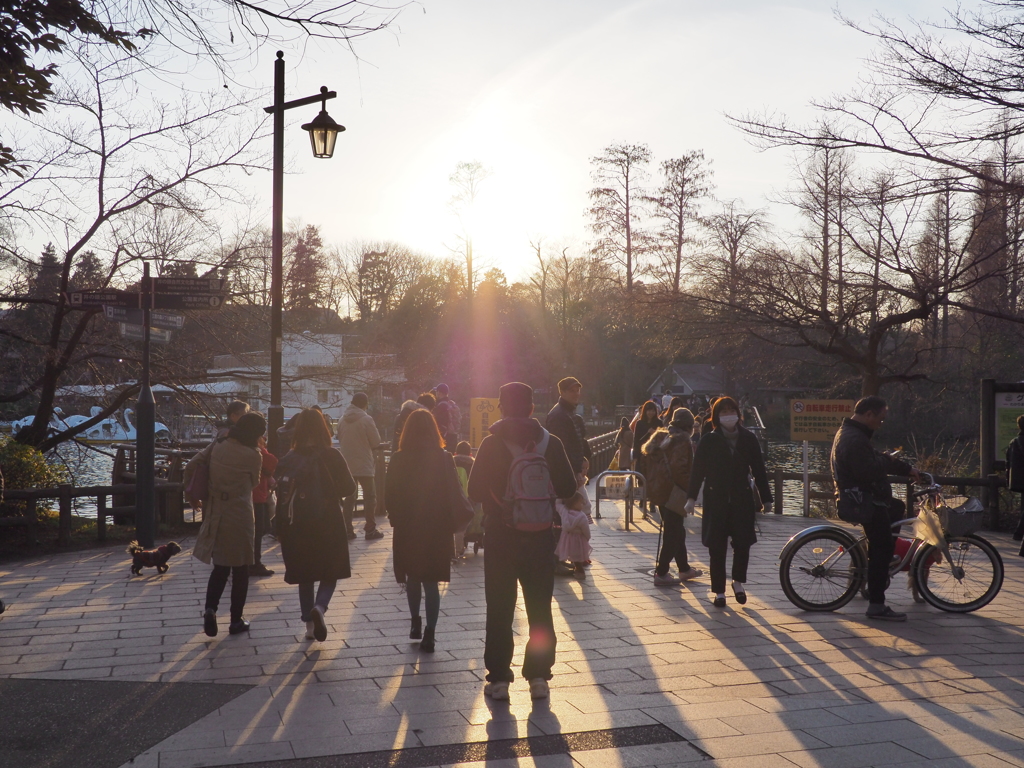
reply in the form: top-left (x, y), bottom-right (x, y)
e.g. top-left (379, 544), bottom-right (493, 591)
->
top-left (263, 51), bottom-right (344, 455)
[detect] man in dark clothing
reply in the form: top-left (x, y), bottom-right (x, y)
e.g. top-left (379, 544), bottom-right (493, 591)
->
top-left (433, 383), bottom-right (460, 452)
top-left (545, 377), bottom-right (592, 482)
top-left (468, 382), bottom-right (577, 701)
top-left (831, 396), bottom-right (921, 622)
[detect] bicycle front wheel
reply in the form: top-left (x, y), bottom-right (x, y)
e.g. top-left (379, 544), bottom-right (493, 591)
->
top-left (780, 530), bottom-right (865, 611)
top-left (913, 534), bottom-right (1004, 613)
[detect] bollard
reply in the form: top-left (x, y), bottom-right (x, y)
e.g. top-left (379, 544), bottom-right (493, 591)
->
top-left (57, 484), bottom-right (72, 546)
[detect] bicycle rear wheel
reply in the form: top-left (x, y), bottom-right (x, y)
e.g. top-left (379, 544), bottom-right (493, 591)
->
top-left (913, 534), bottom-right (1004, 613)
top-left (780, 530), bottom-right (865, 611)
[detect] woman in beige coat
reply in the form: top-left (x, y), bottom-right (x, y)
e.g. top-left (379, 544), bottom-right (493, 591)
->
top-left (185, 412), bottom-right (266, 637)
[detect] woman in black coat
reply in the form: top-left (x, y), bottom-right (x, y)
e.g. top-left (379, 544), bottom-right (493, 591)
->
top-left (632, 401), bottom-right (662, 514)
top-left (686, 396), bottom-right (772, 608)
top-left (386, 408), bottom-right (462, 652)
top-left (274, 409), bottom-right (356, 642)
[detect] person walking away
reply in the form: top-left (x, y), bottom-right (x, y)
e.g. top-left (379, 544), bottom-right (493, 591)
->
top-left (830, 396), bottom-right (921, 621)
top-left (337, 392), bottom-right (384, 541)
top-left (215, 400), bottom-right (250, 439)
top-left (614, 417), bottom-right (633, 471)
top-left (1005, 414), bottom-right (1024, 542)
top-left (468, 382), bottom-right (577, 700)
top-left (453, 441), bottom-right (476, 558)
top-left (250, 432), bottom-right (278, 577)
top-left (632, 401), bottom-right (663, 515)
top-left (417, 392), bottom-right (437, 411)
top-left (644, 408), bottom-right (702, 585)
top-left (555, 490), bottom-right (592, 579)
top-left (685, 397), bottom-right (772, 608)
top-left (386, 409), bottom-right (466, 652)
top-left (186, 412), bottom-right (267, 637)
top-left (545, 377), bottom-right (592, 487)
top-left (433, 384), bottom-right (462, 451)
top-left (661, 389), bottom-right (674, 413)
top-left (275, 409), bottom-right (357, 642)
top-left (393, 400), bottom-right (423, 450)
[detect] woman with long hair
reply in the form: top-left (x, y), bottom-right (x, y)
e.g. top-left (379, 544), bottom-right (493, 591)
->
top-left (385, 408), bottom-right (463, 652)
top-left (186, 412), bottom-right (267, 637)
top-left (632, 401), bottom-right (663, 515)
top-left (614, 417), bottom-right (633, 471)
top-left (274, 408), bottom-right (356, 642)
top-left (686, 397), bottom-right (772, 607)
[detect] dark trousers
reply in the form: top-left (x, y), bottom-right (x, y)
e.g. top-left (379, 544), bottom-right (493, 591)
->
top-left (484, 526), bottom-right (556, 683)
top-left (407, 581), bottom-right (441, 630)
top-left (707, 536), bottom-right (750, 594)
top-left (343, 476), bottom-right (377, 533)
top-left (205, 565), bottom-right (248, 622)
top-left (1013, 497), bottom-right (1024, 538)
top-left (656, 507), bottom-right (690, 575)
top-left (253, 502), bottom-right (269, 565)
top-left (298, 580), bottom-right (337, 622)
top-left (863, 498), bottom-right (906, 604)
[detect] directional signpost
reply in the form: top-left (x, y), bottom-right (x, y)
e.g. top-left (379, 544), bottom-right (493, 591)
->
top-left (67, 270), bottom-right (226, 546)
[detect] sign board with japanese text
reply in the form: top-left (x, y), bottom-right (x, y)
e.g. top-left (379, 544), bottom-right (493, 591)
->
top-left (152, 277), bottom-right (225, 293)
top-left (119, 323), bottom-right (172, 344)
top-left (152, 293), bottom-right (223, 310)
top-left (996, 392), bottom-right (1024, 457)
top-left (104, 305), bottom-right (184, 330)
top-left (69, 290), bottom-right (140, 309)
top-left (790, 399), bottom-right (856, 442)
top-left (469, 398), bottom-right (499, 449)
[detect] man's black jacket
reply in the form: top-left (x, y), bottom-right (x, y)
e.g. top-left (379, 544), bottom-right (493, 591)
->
top-left (830, 418), bottom-right (911, 501)
top-left (545, 398), bottom-right (591, 474)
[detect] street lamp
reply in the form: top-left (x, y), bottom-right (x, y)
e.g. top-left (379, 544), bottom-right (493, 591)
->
top-left (263, 52), bottom-right (342, 455)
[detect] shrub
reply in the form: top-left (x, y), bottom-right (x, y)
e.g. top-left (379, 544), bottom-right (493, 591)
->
top-left (0, 436), bottom-right (69, 516)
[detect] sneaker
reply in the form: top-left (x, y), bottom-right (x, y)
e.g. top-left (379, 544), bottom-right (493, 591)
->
top-left (679, 567), bottom-right (703, 581)
top-left (866, 604), bottom-right (907, 622)
top-left (304, 620), bottom-right (316, 640)
top-left (365, 529), bottom-right (384, 540)
top-left (529, 678), bottom-right (549, 699)
top-left (484, 681), bottom-right (510, 700)
top-left (203, 609), bottom-right (218, 637)
top-left (653, 573), bottom-right (681, 586)
top-left (310, 605), bottom-right (328, 641)
top-left (249, 563), bottom-right (275, 577)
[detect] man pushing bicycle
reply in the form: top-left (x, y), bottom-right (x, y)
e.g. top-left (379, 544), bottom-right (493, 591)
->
top-left (831, 396), bottom-right (922, 622)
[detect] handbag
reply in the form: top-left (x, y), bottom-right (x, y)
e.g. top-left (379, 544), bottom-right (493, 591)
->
top-left (608, 453), bottom-right (620, 471)
top-left (836, 487), bottom-right (884, 525)
top-left (185, 444), bottom-right (213, 503)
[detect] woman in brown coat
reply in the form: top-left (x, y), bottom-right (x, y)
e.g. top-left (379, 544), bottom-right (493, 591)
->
top-left (385, 409), bottom-right (462, 653)
top-left (185, 412), bottom-right (266, 637)
top-left (643, 408), bottom-right (702, 586)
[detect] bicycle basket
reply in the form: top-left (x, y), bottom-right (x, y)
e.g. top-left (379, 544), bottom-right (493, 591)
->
top-left (937, 497), bottom-right (985, 536)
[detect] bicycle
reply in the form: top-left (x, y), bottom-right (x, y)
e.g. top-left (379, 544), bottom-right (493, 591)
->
top-left (779, 473), bottom-right (1004, 613)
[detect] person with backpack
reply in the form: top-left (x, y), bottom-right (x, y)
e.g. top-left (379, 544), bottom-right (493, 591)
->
top-left (186, 412), bottom-right (266, 638)
top-left (643, 408), bottom-right (702, 586)
top-left (274, 408), bottom-right (357, 642)
top-left (467, 382), bottom-right (577, 701)
top-left (385, 410), bottom-right (468, 652)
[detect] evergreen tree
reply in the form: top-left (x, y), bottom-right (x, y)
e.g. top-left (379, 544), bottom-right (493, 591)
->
top-left (285, 225), bottom-right (326, 309)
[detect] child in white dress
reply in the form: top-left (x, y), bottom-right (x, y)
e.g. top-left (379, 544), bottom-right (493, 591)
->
top-left (555, 490), bottom-right (593, 579)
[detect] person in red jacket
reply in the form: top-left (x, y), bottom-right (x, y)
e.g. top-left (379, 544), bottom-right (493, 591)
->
top-left (251, 433), bottom-right (279, 577)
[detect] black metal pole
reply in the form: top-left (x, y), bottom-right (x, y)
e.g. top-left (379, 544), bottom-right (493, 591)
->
top-left (269, 51), bottom-right (286, 456)
top-left (136, 262), bottom-right (156, 547)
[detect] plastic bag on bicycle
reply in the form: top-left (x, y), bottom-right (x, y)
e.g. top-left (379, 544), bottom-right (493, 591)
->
top-left (912, 507), bottom-right (945, 547)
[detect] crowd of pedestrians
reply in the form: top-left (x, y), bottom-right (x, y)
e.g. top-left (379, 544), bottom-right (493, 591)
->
top-left (97, 379), bottom-right (1024, 702)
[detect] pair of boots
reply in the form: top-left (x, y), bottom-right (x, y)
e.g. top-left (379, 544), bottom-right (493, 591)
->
top-left (409, 616), bottom-right (435, 652)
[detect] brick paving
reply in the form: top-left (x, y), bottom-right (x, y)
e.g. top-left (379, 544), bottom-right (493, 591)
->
top-left (1, 495), bottom-right (1023, 768)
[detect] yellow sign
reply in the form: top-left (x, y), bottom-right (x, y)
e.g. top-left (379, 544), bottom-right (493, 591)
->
top-left (790, 399), bottom-right (855, 442)
top-left (469, 398), bottom-right (500, 449)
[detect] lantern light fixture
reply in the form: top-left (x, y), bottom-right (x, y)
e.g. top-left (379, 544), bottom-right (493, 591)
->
top-left (302, 87), bottom-right (346, 159)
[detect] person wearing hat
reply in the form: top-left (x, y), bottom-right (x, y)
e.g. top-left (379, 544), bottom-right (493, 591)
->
top-left (468, 382), bottom-right (577, 701)
top-left (545, 377), bottom-right (592, 485)
top-left (643, 408), bottom-right (703, 586)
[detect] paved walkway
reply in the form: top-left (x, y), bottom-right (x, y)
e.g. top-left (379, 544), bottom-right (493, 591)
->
top-left (1, 496), bottom-right (1023, 768)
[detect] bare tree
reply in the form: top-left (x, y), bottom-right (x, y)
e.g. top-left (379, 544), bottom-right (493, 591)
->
top-left (702, 200), bottom-right (766, 305)
top-left (645, 151), bottom-right (713, 292)
top-left (448, 160), bottom-right (490, 301)
top-left (588, 143), bottom-right (651, 292)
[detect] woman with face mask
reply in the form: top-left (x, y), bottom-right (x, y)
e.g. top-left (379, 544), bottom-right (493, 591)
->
top-left (685, 396), bottom-right (773, 607)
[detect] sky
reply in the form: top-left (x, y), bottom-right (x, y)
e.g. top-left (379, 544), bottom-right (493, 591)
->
top-left (7, 0), bottom-right (951, 282)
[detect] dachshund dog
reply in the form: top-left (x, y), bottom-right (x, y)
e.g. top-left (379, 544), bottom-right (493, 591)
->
top-left (127, 541), bottom-right (182, 575)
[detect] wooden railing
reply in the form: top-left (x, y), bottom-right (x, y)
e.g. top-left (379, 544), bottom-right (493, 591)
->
top-left (1, 482), bottom-right (185, 545)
